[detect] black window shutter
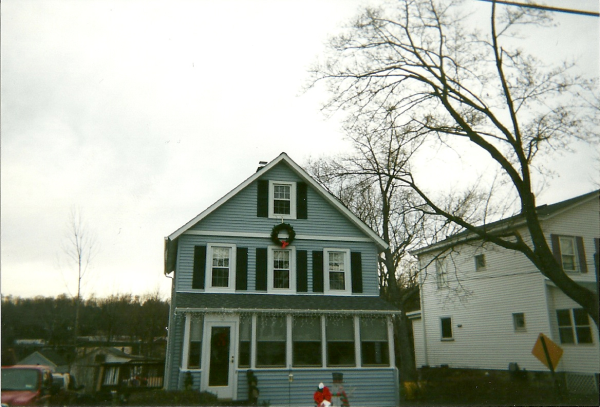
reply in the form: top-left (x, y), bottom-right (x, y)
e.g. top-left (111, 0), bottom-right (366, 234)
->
top-left (576, 237), bottom-right (588, 273)
top-left (312, 251), bottom-right (324, 293)
top-left (236, 247), bottom-right (248, 290)
top-left (297, 250), bottom-right (308, 292)
top-left (256, 248), bottom-right (268, 291)
top-left (550, 234), bottom-right (562, 270)
top-left (351, 252), bottom-right (363, 293)
top-left (192, 246), bottom-right (206, 289)
top-left (594, 238), bottom-right (599, 275)
top-left (297, 182), bottom-right (308, 219)
top-left (257, 180), bottom-right (269, 217)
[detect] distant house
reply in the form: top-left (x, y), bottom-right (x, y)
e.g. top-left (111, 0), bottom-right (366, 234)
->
top-left (17, 349), bottom-right (68, 373)
top-left (163, 153), bottom-right (400, 406)
top-left (70, 347), bottom-right (163, 394)
top-left (410, 190), bottom-right (599, 394)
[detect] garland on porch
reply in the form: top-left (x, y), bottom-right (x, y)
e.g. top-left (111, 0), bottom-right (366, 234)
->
top-left (270, 223), bottom-right (296, 248)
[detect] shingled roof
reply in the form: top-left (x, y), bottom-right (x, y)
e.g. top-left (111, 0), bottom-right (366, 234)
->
top-left (412, 189), bottom-right (599, 256)
top-left (174, 293), bottom-right (399, 314)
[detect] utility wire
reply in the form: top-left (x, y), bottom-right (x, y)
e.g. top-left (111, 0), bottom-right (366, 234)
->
top-left (478, 0), bottom-right (600, 17)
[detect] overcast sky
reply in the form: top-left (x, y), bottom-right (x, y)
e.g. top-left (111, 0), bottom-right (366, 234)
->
top-left (2, 0), bottom-right (598, 301)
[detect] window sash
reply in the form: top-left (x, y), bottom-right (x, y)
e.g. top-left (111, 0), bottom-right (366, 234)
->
top-left (273, 250), bottom-right (290, 289)
top-left (557, 309), bottom-right (593, 345)
top-left (293, 317), bottom-right (322, 367)
top-left (512, 313), bottom-right (526, 331)
top-left (187, 316), bottom-right (203, 368)
top-left (256, 316), bottom-right (286, 367)
top-left (436, 259), bottom-right (448, 288)
top-left (559, 237), bottom-right (577, 271)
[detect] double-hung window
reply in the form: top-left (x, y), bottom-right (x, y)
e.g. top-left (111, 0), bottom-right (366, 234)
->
top-left (474, 254), bottom-right (486, 271)
top-left (293, 316), bottom-right (322, 367)
top-left (436, 258), bottom-right (448, 288)
top-left (324, 249), bottom-right (351, 295)
top-left (360, 318), bottom-right (390, 366)
top-left (256, 316), bottom-right (286, 367)
top-left (558, 237), bottom-right (578, 272)
top-left (269, 181), bottom-right (296, 219)
top-left (557, 309), bottom-right (593, 345)
top-left (267, 246), bottom-right (296, 292)
top-left (205, 244), bottom-right (236, 292)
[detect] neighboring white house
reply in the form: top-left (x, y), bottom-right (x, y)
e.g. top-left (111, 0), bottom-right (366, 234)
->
top-left (410, 190), bottom-right (599, 392)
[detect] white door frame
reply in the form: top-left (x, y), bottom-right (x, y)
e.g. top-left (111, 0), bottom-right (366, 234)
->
top-left (201, 315), bottom-right (238, 399)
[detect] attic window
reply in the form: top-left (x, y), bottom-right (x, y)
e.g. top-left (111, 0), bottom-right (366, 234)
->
top-left (269, 181), bottom-right (296, 219)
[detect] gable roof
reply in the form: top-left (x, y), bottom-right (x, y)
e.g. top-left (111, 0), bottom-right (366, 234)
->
top-left (412, 189), bottom-right (599, 256)
top-left (165, 153), bottom-right (387, 266)
top-left (18, 349), bottom-right (67, 368)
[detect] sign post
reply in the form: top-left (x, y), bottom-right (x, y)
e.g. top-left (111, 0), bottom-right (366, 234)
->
top-left (531, 333), bottom-right (563, 394)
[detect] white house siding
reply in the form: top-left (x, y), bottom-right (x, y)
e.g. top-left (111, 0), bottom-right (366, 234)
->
top-left (416, 192), bottom-right (599, 375)
top-left (547, 286), bottom-right (599, 375)
top-left (410, 317), bottom-right (425, 368)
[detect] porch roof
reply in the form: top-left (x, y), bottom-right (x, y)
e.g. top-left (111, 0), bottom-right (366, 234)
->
top-left (174, 293), bottom-right (400, 314)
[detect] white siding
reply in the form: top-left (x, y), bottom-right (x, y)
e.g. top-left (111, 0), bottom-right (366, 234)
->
top-left (410, 317), bottom-right (425, 368)
top-left (417, 195), bottom-right (599, 374)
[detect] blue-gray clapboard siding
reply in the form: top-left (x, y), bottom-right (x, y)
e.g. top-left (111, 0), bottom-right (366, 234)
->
top-left (192, 163), bottom-right (368, 239)
top-left (175, 234), bottom-right (380, 295)
top-left (165, 313), bottom-right (185, 390)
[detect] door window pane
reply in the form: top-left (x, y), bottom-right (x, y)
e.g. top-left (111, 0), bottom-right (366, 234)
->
top-left (208, 327), bottom-right (230, 386)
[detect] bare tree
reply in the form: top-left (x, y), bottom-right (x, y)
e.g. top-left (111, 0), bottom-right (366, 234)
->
top-left (61, 207), bottom-right (98, 345)
top-left (307, 0), bottom-right (599, 327)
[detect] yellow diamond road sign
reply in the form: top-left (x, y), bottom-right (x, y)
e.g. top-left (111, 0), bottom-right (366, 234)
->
top-left (532, 333), bottom-right (563, 371)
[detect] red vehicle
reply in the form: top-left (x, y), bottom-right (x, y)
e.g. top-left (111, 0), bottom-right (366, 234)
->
top-left (1, 365), bottom-right (54, 406)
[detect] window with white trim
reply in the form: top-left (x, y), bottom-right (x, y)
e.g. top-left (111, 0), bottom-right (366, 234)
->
top-left (324, 249), bottom-right (351, 295)
top-left (436, 258), bottom-right (448, 288)
top-left (360, 318), bottom-right (390, 366)
top-left (238, 316), bottom-right (252, 368)
top-left (267, 246), bottom-right (296, 293)
top-left (513, 313), bottom-right (526, 332)
top-left (558, 236), bottom-right (578, 272)
top-left (269, 181), bottom-right (296, 219)
top-left (205, 244), bottom-right (236, 292)
top-left (441, 317), bottom-right (453, 340)
top-left (557, 308), bottom-right (593, 345)
top-left (326, 317), bottom-right (356, 367)
top-left (293, 316), bottom-right (322, 367)
top-left (185, 315), bottom-right (203, 369)
top-left (256, 316), bottom-right (286, 367)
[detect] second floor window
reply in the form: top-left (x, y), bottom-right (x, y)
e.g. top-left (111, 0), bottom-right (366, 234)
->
top-left (436, 258), bottom-right (448, 289)
top-left (267, 246), bottom-right (296, 293)
top-left (206, 244), bottom-right (236, 292)
top-left (324, 249), bottom-right (351, 294)
top-left (558, 237), bottom-right (577, 272)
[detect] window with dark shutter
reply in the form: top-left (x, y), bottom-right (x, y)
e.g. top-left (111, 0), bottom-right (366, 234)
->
top-left (351, 252), bottom-right (363, 293)
top-left (236, 248), bottom-right (248, 290)
top-left (297, 182), bottom-right (308, 219)
top-left (256, 248), bottom-right (268, 291)
top-left (297, 250), bottom-right (308, 292)
top-left (257, 180), bottom-right (269, 217)
top-left (192, 246), bottom-right (206, 289)
top-left (312, 251), bottom-right (324, 293)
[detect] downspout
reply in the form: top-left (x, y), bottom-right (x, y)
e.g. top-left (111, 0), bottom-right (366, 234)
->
top-left (419, 258), bottom-right (429, 367)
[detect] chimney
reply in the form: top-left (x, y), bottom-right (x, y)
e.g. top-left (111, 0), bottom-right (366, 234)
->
top-left (256, 161), bottom-right (268, 172)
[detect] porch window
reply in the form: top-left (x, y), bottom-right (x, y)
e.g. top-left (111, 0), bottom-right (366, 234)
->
top-left (256, 316), bottom-right (286, 367)
top-left (187, 316), bottom-right (203, 368)
top-left (360, 318), bottom-right (390, 366)
top-left (239, 316), bottom-right (252, 368)
top-left (293, 316), bottom-right (322, 367)
top-left (326, 317), bottom-right (355, 367)
top-left (557, 308), bottom-right (593, 344)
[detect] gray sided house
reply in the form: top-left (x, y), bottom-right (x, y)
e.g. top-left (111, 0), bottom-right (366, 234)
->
top-left (163, 153), bottom-right (400, 406)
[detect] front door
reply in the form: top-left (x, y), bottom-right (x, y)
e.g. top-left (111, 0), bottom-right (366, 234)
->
top-left (203, 320), bottom-right (236, 399)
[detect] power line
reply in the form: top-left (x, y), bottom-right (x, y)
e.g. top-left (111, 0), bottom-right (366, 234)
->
top-left (478, 0), bottom-right (600, 17)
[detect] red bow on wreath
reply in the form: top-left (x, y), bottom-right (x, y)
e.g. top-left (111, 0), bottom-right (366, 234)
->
top-left (281, 241), bottom-right (289, 248)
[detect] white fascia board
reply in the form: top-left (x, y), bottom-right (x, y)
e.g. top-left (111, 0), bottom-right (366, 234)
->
top-left (166, 152), bottom-right (388, 250)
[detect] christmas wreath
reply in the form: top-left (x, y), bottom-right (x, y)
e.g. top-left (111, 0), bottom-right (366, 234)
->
top-left (271, 223), bottom-right (296, 248)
